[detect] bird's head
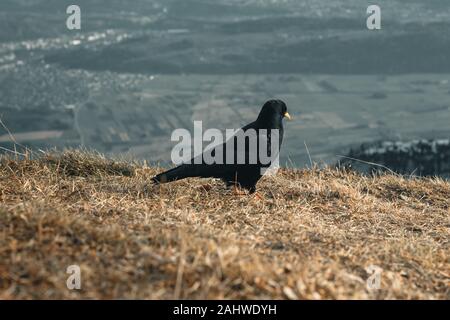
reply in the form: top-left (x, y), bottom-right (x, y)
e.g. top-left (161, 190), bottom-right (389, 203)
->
top-left (257, 99), bottom-right (292, 124)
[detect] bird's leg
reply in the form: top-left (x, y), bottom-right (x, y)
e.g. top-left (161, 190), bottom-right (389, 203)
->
top-left (232, 183), bottom-right (247, 196)
top-left (232, 176), bottom-right (248, 196)
top-left (232, 172), bottom-right (246, 195)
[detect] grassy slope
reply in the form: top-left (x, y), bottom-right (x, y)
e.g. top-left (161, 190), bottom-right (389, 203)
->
top-left (0, 150), bottom-right (448, 299)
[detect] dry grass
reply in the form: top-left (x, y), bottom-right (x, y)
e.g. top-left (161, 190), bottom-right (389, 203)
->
top-left (0, 150), bottom-right (449, 299)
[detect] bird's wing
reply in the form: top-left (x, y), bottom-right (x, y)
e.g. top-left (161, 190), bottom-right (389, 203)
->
top-left (153, 120), bottom-right (278, 182)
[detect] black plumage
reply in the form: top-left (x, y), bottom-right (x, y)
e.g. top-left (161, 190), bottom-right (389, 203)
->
top-left (152, 100), bottom-right (291, 193)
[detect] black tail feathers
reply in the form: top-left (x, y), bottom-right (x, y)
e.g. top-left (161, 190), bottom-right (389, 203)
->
top-left (152, 165), bottom-right (190, 184)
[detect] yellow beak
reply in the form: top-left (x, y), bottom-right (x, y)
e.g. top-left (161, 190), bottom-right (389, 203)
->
top-left (284, 112), bottom-right (292, 120)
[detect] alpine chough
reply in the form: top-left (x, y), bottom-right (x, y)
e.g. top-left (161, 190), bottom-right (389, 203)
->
top-left (152, 99), bottom-right (291, 193)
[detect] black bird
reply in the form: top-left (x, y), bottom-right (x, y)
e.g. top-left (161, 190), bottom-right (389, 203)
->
top-left (152, 100), bottom-right (291, 193)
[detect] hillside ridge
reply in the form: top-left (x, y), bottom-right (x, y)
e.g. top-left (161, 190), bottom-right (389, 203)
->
top-left (0, 150), bottom-right (448, 299)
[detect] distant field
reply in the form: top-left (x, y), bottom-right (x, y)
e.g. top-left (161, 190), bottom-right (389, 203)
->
top-left (1, 67), bottom-right (450, 170)
top-left (0, 151), bottom-right (448, 299)
top-left (0, 130), bottom-right (63, 143)
top-left (69, 73), bottom-right (450, 168)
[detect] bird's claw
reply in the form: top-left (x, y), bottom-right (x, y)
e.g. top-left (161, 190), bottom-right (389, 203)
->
top-left (231, 184), bottom-right (249, 196)
top-left (253, 192), bottom-right (264, 201)
top-left (198, 184), bottom-right (212, 192)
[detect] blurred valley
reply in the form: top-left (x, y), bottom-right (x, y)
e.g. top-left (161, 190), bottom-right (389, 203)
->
top-left (1, 0), bottom-right (450, 175)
